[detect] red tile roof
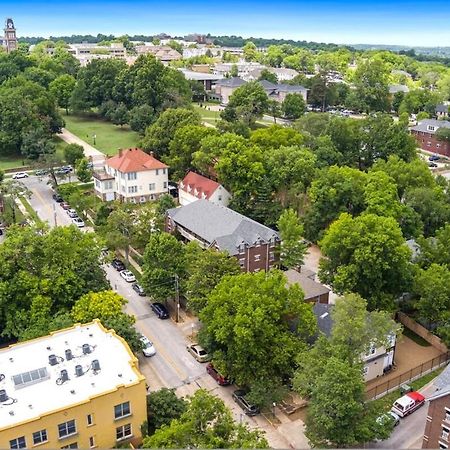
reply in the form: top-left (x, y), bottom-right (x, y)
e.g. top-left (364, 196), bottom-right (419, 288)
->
top-left (106, 148), bottom-right (168, 173)
top-left (180, 171), bottom-right (220, 200)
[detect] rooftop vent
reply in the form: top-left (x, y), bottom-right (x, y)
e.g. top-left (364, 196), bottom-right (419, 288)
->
top-left (60, 370), bottom-right (69, 383)
top-left (91, 360), bottom-right (101, 372)
top-left (46, 346), bottom-right (51, 351)
top-left (49, 354), bottom-right (58, 366)
top-left (0, 374), bottom-right (5, 382)
top-left (13, 367), bottom-right (49, 389)
top-left (65, 349), bottom-right (73, 361)
top-left (75, 365), bottom-right (83, 377)
top-left (82, 343), bottom-right (91, 355)
top-left (0, 389), bottom-right (8, 402)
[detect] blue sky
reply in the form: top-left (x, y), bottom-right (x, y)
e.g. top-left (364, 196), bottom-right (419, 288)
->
top-left (1, 0), bottom-right (449, 47)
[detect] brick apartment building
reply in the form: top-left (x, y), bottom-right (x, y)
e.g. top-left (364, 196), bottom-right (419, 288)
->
top-left (423, 364), bottom-right (450, 449)
top-left (410, 119), bottom-right (450, 157)
top-left (166, 199), bottom-right (280, 272)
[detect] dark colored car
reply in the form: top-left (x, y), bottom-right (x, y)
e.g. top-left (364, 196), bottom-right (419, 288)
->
top-left (151, 302), bottom-right (169, 319)
top-left (52, 193), bottom-right (63, 202)
top-left (111, 259), bottom-right (126, 271)
top-left (428, 162), bottom-right (438, 168)
top-left (35, 169), bottom-right (48, 176)
top-left (206, 363), bottom-right (231, 386)
top-left (429, 155), bottom-right (440, 162)
top-left (132, 283), bottom-right (146, 296)
top-left (232, 390), bottom-right (260, 416)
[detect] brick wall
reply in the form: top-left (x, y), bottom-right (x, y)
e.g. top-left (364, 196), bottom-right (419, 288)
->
top-left (411, 130), bottom-right (450, 157)
top-left (423, 394), bottom-right (450, 449)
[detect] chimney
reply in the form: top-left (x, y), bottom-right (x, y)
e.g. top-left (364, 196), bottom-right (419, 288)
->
top-left (150, 151), bottom-right (154, 157)
top-left (118, 149), bottom-right (123, 157)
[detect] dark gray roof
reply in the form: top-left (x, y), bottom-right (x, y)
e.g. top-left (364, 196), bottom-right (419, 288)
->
top-left (258, 79), bottom-right (278, 91)
top-left (167, 200), bottom-right (279, 255)
top-left (436, 104), bottom-right (448, 113)
top-left (285, 269), bottom-right (330, 301)
top-left (277, 84), bottom-right (308, 93)
top-left (410, 118), bottom-right (450, 134)
top-left (216, 77), bottom-right (246, 88)
top-left (313, 303), bottom-right (333, 337)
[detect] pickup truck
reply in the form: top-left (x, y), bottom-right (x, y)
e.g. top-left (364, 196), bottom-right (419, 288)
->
top-left (391, 391), bottom-right (425, 417)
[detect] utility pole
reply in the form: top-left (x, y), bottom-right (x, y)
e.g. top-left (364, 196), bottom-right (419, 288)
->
top-left (53, 202), bottom-right (57, 227)
top-left (174, 274), bottom-right (180, 323)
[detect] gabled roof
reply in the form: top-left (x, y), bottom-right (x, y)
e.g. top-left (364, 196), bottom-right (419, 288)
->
top-left (180, 171), bottom-right (222, 199)
top-left (285, 269), bottom-right (331, 301)
top-left (277, 84), bottom-right (308, 93)
top-left (436, 104), bottom-right (448, 113)
top-left (167, 200), bottom-right (279, 255)
top-left (106, 148), bottom-right (168, 173)
top-left (410, 118), bottom-right (450, 134)
top-left (258, 79), bottom-right (278, 91)
top-left (216, 77), bottom-right (246, 88)
top-left (313, 303), bottom-right (333, 337)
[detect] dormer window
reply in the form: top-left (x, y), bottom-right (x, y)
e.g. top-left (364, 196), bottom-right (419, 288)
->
top-left (428, 125), bottom-right (436, 132)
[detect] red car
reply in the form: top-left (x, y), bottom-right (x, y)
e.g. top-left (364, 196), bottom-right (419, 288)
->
top-left (206, 363), bottom-right (231, 386)
top-left (60, 202), bottom-right (70, 210)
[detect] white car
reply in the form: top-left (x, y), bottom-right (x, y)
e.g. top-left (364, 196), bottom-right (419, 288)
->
top-left (12, 172), bottom-right (29, 179)
top-left (67, 209), bottom-right (78, 218)
top-left (140, 335), bottom-right (156, 357)
top-left (72, 217), bottom-right (85, 228)
top-left (120, 270), bottom-right (136, 283)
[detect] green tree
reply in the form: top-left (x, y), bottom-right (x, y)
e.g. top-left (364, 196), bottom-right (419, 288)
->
top-left (258, 68), bottom-right (278, 84)
top-left (64, 143), bottom-right (85, 166)
top-left (143, 389), bottom-right (268, 449)
top-left (319, 213), bottom-right (412, 310)
top-left (109, 102), bottom-right (129, 127)
top-left (243, 41), bottom-right (258, 61)
top-left (277, 209), bottom-right (307, 269)
top-left (140, 108), bottom-right (201, 158)
top-left (250, 125), bottom-right (303, 150)
top-left (70, 79), bottom-right (91, 113)
top-left (75, 157), bottom-right (93, 183)
top-left (129, 104), bottom-right (155, 134)
top-left (167, 40), bottom-right (183, 55)
top-left (185, 246), bottom-right (240, 313)
top-left (146, 388), bottom-right (188, 433)
top-left (0, 179), bottom-right (32, 225)
top-left (282, 93), bottom-right (306, 119)
top-left (49, 74), bottom-right (76, 114)
top-left (20, 128), bottom-right (55, 160)
top-left (141, 232), bottom-right (186, 302)
top-left (199, 270), bottom-right (316, 405)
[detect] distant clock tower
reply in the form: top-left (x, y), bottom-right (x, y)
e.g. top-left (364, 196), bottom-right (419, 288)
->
top-left (3, 18), bottom-right (17, 53)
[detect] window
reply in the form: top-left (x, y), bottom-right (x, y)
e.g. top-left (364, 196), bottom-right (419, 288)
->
top-left (440, 442), bottom-right (448, 449)
top-left (87, 414), bottom-right (93, 426)
top-left (10, 437), bottom-right (26, 449)
top-left (428, 125), bottom-right (436, 132)
top-left (127, 172), bottom-right (137, 180)
top-left (239, 260), bottom-right (245, 268)
top-left (366, 346), bottom-right (376, 357)
top-left (363, 366), bottom-right (369, 376)
top-left (128, 186), bottom-right (137, 194)
top-left (120, 172), bottom-right (125, 179)
top-left (140, 196), bottom-right (146, 203)
top-left (61, 443), bottom-right (78, 449)
top-left (116, 424), bottom-right (132, 441)
top-left (254, 254), bottom-right (261, 262)
top-left (89, 437), bottom-right (95, 448)
top-left (162, 168), bottom-right (166, 175)
top-left (156, 169), bottom-right (159, 175)
top-left (58, 419), bottom-right (77, 439)
top-left (33, 430), bottom-right (48, 445)
top-left (218, 195), bottom-right (222, 201)
top-left (95, 179), bottom-right (100, 188)
top-left (149, 183), bottom-right (155, 191)
top-left (442, 426), bottom-right (450, 441)
top-left (114, 401), bottom-right (131, 419)
top-left (445, 408), bottom-right (450, 423)
top-left (106, 181), bottom-right (113, 190)
top-left (163, 182), bottom-right (167, 189)
top-left (427, 141), bottom-right (432, 147)
top-left (269, 252), bottom-right (275, 261)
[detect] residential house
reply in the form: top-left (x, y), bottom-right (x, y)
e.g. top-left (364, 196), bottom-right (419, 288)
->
top-left (422, 364), bottom-right (450, 449)
top-left (93, 148), bottom-right (168, 202)
top-left (214, 77), bottom-right (247, 104)
top-left (312, 303), bottom-right (397, 382)
top-left (436, 104), bottom-right (449, 119)
top-left (285, 268), bottom-right (330, 304)
top-left (179, 171), bottom-right (231, 207)
top-left (166, 199), bottom-right (280, 272)
top-left (410, 119), bottom-right (450, 157)
top-left (0, 320), bottom-right (147, 449)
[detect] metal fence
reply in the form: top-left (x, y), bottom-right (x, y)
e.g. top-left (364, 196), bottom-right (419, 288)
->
top-left (366, 351), bottom-right (450, 400)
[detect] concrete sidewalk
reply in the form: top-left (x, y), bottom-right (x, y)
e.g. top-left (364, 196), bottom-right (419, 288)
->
top-left (58, 129), bottom-right (106, 166)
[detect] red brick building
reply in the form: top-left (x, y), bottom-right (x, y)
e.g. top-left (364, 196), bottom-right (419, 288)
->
top-left (422, 364), bottom-right (450, 449)
top-left (410, 119), bottom-right (450, 157)
top-left (166, 199), bottom-right (280, 272)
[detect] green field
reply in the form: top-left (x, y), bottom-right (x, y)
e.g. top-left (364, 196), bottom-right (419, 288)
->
top-left (192, 104), bottom-right (221, 126)
top-left (63, 114), bottom-right (140, 156)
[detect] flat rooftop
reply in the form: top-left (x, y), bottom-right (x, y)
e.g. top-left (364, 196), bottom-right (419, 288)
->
top-left (0, 321), bottom-right (141, 430)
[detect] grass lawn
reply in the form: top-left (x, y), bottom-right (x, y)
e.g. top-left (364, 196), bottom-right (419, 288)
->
top-left (19, 196), bottom-right (43, 225)
top-left (0, 155), bottom-right (26, 171)
top-left (63, 114), bottom-right (140, 156)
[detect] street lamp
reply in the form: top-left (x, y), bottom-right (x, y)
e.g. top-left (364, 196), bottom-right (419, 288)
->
top-left (272, 402), bottom-right (276, 417)
top-left (93, 134), bottom-right (97, 146)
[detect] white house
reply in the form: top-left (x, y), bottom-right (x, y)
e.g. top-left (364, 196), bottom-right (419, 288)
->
top-left (179, 171), bottom-right (231, 207)
top-left (94, 148), bottom-right (169, 203)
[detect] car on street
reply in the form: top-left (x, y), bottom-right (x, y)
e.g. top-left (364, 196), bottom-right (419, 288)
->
top-left (12, 172), bottom-right (29, 179)
top-left (232, 390), bottom-right (260, 416)
top-left (132, 283), bottom-right (146, 296)
top-left (60, 202), bottom-right (70, 210)
top-left (111, 259), bottom-right (126, 271)
top-left (428, 162), bottom-right (438, 168)
top-left (429, 155), bottom-right (440, 161)
top-left (140, 335), bottom-right (156, 357)
top-left (150, 302), bottom-right (169, 319)
top-left (67, 209), bottom-right (78, 218)
top-left (206, 363), bottom-right (231, 386)
top-left (52, 193), bottom-right (63, 202)
top-left (186, 343), bottom-right (210, 363)
top-left (35, 169), bottom-right (48, 176)
top-left (391, 391), bottom-right (425, 417)
top-left (377, 411), bottom-right (400, 427)
top-left (72, 217), bottom-right (85, 228)
top-left (120, 270), bottom-right (136, 283)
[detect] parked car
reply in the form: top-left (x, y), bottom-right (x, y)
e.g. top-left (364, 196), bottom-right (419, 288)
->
top-left (67, 209), bottom-right (78, 218)
top-left (72, 217), bottom-right (85, 228)
top-left (391, 391), bottom-right (425, 417)
top-left (151, 302), bottom-right (169, 319)
top-left (232, 390), bottom-right (260, 416)
top-left (428, 162), bottom-right (438, 168)
top-left (60, 202), bottom-right (70, 210)
top-left (377, 411), bottom-right (400, 428)
top-left (111, 259), bottom-right (126, 271)
top-left (120, 270), bottom-right (136, 283)
top-left (12, 172), bottom-right (29, 179)
top-left (429, 155), bottom-right (440, 161)
top-left (132, 283), bottom-right (146, 296)
top-left (35, 169), bottom-right (48, 176)
top-left (140, 335), bottom-right (156, 357)
top-left (206, 363), bottom-right (231, 386)
top-left (186, 344), bottom-right (210, 363)
top-left (52, 193), bottom-right (63, 203)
